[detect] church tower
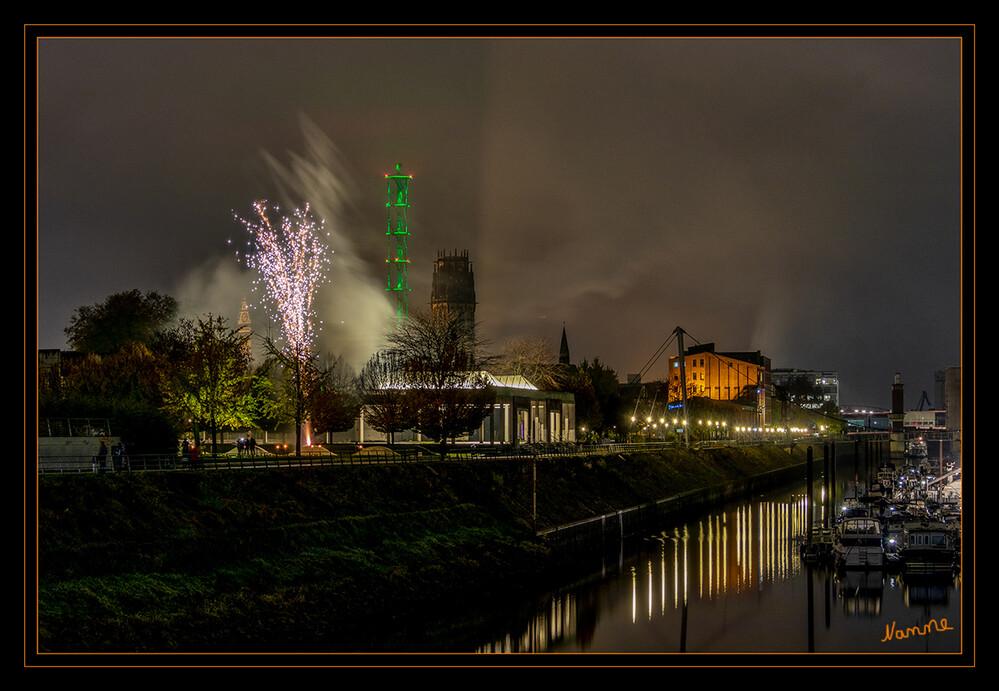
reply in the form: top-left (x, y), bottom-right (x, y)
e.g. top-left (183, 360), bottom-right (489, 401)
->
top-left (430, 249), bottom-right (476, 333)
top-left (237, 297), bottom-right (253, 363)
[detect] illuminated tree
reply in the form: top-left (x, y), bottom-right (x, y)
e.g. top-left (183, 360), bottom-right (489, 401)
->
top-left (235, 200), bottom-right (332, 455)
top-left (161, 315), bottom-right (256, 455)
top-left (260, 336), bottom-right (313, 456)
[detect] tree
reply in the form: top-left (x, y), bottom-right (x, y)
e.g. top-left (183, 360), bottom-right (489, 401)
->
top-left (42, 342), bottom-right (180, 454)
top-left (384, 308), bottom-right (496, 457)
top-left (578, 358), bottom-right (623, 437)
top-left (160, 315), bottom-right (255, 455)
top-left (57, 342), bottom-right (165, 410)
top-left (305, 355), bottom-right (362, 438)
top-left (562, 367), bottom-right (600, 439)
top-left (65, 289), bottom-right (178, 355)
top-left (666, 375), bottom-right (700, 411)
top-left (259, 336), bottom-right (313, 457)
top-left (359, 349), bottom-right (416, 444)
top-left (493, 336), bottom-right (562, 390)
top-left (236, 200), bottom-right (332, 455)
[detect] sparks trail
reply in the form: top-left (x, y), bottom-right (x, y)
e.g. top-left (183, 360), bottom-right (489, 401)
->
top-left (234, 201), bottom-right (333, 361)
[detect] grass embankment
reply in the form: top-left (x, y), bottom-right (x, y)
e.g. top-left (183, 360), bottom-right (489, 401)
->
top-left (35, 444), bottom-right (808, 653)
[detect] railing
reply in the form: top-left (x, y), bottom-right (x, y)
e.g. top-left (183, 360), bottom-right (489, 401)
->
top-left (37, 455), bottom-right (178, 474)
top-left (37, 436), bottom-right (832, 475)
top-left (38, 418), bottom-right (112, 438)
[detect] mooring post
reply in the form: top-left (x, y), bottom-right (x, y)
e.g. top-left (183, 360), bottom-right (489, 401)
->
top-left (823, 443), bottom-right (830, 529)
top-left (806, 446), bottom-right (814, 539)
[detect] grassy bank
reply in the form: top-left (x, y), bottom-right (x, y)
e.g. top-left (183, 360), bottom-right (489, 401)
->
top-left (34, 444), bottom-right (810, 653)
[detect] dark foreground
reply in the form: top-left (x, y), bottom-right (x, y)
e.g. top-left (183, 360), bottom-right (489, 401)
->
top-left (33, 444), bottom-right (809, 655)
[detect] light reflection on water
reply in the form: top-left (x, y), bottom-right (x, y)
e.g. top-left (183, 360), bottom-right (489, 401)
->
top-left (476, 487), bottom-right (962, 655)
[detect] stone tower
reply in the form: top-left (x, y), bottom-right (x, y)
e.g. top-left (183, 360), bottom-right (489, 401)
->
top-left (430, 249), bottom-right (476, 332)
top-left (237, 297), bottom-right (253, 363)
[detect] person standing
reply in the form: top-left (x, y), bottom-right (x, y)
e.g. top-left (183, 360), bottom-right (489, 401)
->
top-left (97, 441), bottom-right (108, 473)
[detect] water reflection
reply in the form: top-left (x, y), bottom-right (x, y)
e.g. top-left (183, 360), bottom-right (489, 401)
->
top-left (477, 489), bottom-right (961, 654)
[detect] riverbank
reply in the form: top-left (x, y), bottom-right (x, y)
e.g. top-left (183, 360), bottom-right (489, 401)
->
top-left (35, 443), bottom-right (814, 653)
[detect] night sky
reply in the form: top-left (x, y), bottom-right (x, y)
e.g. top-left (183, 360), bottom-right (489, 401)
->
top-left (32, 29), bottom-right (969, 410)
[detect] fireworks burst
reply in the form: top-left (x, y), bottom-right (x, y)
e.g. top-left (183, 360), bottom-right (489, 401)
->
top-left (234, 201), bottom-right (332, 361)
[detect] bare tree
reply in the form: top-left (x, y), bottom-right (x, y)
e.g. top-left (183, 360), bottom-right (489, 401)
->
top-left (306, 355), bottom-right (362, 438)
top-left (359, 350), bottom-right (415, 444)
top-left (383, 308), bottom-right (496, 457)
top-left (259, 336), bottom-right (314, 457)
top-left (493, 336), bottom-right (561, 390)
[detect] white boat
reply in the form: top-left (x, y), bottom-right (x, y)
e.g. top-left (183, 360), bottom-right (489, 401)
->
top-left (833, 516), bottom-right (885, 570)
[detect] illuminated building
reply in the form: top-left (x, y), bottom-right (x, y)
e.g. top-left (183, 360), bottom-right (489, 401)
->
top-left (771, 368), bottom-right (839, 408)
top-left (331, 372), bottom-right (576, 446)
top-left (385, 164), bottom-right (412, 319)
top-left (668, 343), bottom-right (771, 425)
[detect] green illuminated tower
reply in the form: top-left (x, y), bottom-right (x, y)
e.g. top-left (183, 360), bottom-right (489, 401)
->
top-left (385, 163), bottom-right (412, 319)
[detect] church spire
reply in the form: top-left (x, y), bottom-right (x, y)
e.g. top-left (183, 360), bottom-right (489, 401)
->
top-left (559, 323), bottom-right (570, 365)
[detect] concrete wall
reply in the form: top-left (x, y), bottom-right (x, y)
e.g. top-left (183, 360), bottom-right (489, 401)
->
top-left (539, 462), bottom-right (807, 557)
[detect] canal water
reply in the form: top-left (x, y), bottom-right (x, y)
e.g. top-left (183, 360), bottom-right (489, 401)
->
top-left (471, 459), bottom-right (965, 657)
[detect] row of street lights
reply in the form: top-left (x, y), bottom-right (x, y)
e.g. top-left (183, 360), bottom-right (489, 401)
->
top-left (630, 416), bottom-right (730, 441)
top-left (628, 418), bottom-right (828, 442)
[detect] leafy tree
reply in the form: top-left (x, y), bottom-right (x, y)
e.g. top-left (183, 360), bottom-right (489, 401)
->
top-left (64, 289), bottom-right (178, 355)
top-left (160, 315), bottom-right (255, 455)
top-left (243, 360), bottom-right (283, 433)
top-left (40, 343), bottom-right (180, 453)
top-left (53, 342), bottom-right (165, 411)
top-left (578, 358), bottom-right (623, 437)
top-left (561, 367), bottom-right (600, 439)
top-left (384, 308), bottom-right (495, 457)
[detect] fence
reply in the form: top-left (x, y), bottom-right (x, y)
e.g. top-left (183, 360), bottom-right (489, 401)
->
top-left (36, 436), bottom-right (832, 475)
top-left (38, 418), bottom-right (112, 438)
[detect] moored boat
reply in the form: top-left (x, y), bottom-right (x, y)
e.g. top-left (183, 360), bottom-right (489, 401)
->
top-left (906, 438), bottom-right (928, 459)
top-left (833, 516), bottom-right (885, 570)
top-left (897, 519), bottom-right (958, 577)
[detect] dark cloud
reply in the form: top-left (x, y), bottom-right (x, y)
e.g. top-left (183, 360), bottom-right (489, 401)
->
top-left (33, 32), bottom-right (966, 408)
